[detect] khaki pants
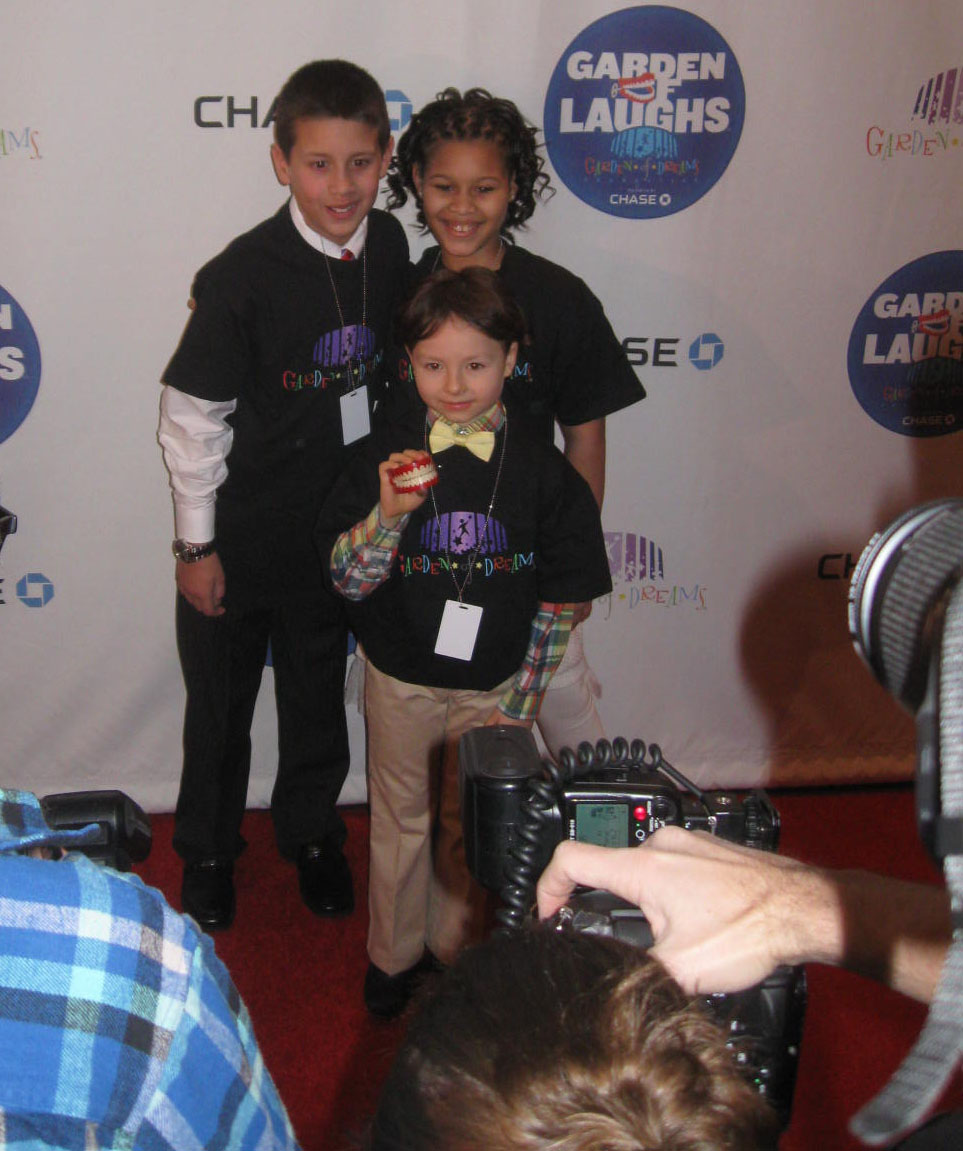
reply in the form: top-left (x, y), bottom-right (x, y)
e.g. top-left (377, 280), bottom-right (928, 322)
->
top-left (365, 663), bottom-right (509, 974)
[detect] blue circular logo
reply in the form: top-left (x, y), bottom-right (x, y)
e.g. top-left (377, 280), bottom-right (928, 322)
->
top-left (0, 284), bottom-right (42, 444)
top-left (385, 89), bottom-right (413, 134)
top-left (847, 251), bottom-right (963, 437)
top-left (689, 332), bottom-right (724, 370)
top-left (543, 5), bottom-right (745, 219)
top-left (16, 572), bottom-right (54, 608)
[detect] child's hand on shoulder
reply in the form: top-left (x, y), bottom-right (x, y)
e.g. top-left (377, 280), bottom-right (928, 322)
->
top-left (378, 450), bottom-right (438, 525)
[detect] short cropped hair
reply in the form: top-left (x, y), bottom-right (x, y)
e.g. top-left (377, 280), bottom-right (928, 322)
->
top-left (367, 926), bottom-right (779, 1151)
top-left (396, 267), bottom-right (527, 354)
top-left (386, 88), bottom-right (553, 233)
top-left (272, 59), bottom-right (390, 157)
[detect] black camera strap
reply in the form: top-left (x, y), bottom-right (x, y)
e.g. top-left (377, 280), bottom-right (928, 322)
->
top-left (851, 584), bottom-right (963, 1146)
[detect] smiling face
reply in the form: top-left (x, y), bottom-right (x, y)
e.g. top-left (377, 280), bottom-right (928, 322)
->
top-left (409, 316), bottom-right (518, 425)
top-left (414, 138), bottom-right (517, 271)
top-left (271, 115), bottom-right (393, 246)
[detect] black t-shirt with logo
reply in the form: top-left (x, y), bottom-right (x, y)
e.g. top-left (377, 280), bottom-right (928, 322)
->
top-left (316, 399), bottom-right (612, 691)
top-left (163, 206), bottom-right (409, 534)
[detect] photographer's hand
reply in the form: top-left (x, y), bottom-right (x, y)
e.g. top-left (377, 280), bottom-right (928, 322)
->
top-left (537, 830), bottom-right (810, 993)
top-left (536, 829), bottom-right (950, 1001)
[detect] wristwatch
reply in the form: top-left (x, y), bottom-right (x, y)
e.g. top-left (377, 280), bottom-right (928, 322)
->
top-left (172, 538), bottom-right (216, 564)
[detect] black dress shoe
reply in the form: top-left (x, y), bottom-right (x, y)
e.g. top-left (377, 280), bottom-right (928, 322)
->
top-left (363, 952), bottom-right (444, 1019)
top-left (182, 859), bottom-right (235, 932)
top-left (297, 843), bottom-right (354, 917)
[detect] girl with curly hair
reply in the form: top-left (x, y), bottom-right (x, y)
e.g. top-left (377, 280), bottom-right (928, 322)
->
top-left (383, 89), bottom-right (645, 970)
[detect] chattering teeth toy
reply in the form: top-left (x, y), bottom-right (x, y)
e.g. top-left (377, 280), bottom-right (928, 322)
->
top-left (387, 452), bottom-right (439, 496)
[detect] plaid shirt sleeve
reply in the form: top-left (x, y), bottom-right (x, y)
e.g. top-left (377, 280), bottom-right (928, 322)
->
top-left (0, 791), bottom-right (300, 1151)
top-left (330, 506), bottom-right (409, 601)
top-left (497, 603), bottom-right (575, 722)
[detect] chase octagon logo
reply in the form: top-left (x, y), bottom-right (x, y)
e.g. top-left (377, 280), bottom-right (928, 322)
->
top-left (543, 5), bottom-right (745, 219)
top-left (847, 251), bottom-right (963, 437)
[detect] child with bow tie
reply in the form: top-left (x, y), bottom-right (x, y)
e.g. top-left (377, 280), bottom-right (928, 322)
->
top-left (317, 267), bottom-right (611, 1017)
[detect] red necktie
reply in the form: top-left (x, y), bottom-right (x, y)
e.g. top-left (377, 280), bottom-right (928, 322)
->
top-left (340, 249), bottom-right (354, 261)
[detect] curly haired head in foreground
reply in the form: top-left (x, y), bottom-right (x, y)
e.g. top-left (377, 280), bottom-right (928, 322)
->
top-left (367, 925), bottom-right (778, 1150)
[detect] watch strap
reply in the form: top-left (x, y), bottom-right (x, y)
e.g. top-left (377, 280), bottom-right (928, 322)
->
top-left (172, 538), bottom-right (216, 564)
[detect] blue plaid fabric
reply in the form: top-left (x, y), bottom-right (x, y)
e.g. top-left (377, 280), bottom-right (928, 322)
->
top-left (0, 790), bottom-right (300, 1150)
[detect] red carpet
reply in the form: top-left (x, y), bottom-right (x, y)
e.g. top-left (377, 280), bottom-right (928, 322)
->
top-left (134, 786), bottom-right (962, 1150)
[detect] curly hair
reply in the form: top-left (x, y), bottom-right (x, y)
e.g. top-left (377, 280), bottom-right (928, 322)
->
top-left (386, 88), bottom-right (554, 234)
top-left (367, 926), bottom-right (779, 1151)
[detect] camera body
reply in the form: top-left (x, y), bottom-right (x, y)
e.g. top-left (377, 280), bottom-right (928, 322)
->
top-left (550, 888), bottom-right (805, 1126)
top-left (41, 790), bottom-right (151, 871)
top-left (460, 725), bottom-right (779, 897)
top-left (459, 726), bottom-right (804, 1128)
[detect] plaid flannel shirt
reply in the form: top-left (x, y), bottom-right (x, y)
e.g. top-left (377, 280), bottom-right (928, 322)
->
top-left (330, 404), bottom-right (574, 721)
top-left (0, 789), bottom-right (299, 1151)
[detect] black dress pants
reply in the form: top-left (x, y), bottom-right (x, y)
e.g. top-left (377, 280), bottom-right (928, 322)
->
top-left (172, 525), bottom-right (350, 864)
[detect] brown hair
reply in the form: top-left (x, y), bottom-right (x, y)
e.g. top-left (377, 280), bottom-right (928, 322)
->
top-left (272, 59), bottom-right (390, 157)
top-left (367, 926), bottom-right (779, 1150)
top-left (396, 267), bottom-right (527, 354)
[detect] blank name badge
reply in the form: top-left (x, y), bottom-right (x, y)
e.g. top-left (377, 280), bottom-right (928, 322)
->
top-left (435, 600), bottom-right (483, 661)
top-left (341, 386), bottom-right (370, 445)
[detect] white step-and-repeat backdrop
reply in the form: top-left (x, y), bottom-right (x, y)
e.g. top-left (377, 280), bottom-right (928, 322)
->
top-left (3, 1), bottom-right (961, 809)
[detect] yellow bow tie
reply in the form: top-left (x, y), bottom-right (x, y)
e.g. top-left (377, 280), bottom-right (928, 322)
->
top-left (428, 419), bottom-right (496, 462)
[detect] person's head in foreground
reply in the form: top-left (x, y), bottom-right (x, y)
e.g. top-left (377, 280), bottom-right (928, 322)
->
top-left (367, 924), bottom-right (779, 1150)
